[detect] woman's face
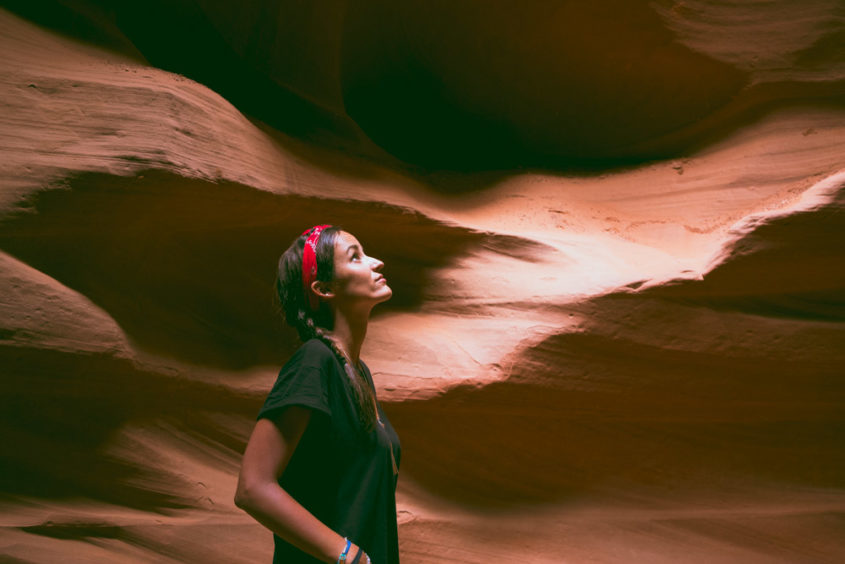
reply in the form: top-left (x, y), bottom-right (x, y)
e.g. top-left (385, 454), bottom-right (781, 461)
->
top-left (329, 231), bottom-right (392, 307)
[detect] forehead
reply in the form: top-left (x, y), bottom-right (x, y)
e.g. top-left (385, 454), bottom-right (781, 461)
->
top-left (334, 231), bottom-right (362, 252)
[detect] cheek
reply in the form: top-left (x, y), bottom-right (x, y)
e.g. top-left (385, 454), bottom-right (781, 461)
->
top-left (334, 267), bottom-right (371, 294)
top-left (355, 271), bottom-right (375, 290)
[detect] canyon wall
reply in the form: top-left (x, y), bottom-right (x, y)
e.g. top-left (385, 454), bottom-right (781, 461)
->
top-left (1, 2), bottom-right (844, 562)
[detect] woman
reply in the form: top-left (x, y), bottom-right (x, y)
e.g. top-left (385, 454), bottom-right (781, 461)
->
top-left (235, 225), bottom-right (401, 563)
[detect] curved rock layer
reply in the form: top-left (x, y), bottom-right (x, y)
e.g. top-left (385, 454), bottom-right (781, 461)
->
top-left (1, 3), bottom-right (844, 563)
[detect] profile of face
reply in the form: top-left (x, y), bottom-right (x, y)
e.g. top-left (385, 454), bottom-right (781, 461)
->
top-left (316, 231), bottom-right (392, 309)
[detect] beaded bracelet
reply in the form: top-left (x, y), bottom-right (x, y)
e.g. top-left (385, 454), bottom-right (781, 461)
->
top-left (349, 547), bottom-right (363, 564)
top-left (337, 538), bottom-right (351, 563)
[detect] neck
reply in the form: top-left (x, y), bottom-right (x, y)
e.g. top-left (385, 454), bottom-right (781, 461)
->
top-left (328, 309), bottom-right (369, 364)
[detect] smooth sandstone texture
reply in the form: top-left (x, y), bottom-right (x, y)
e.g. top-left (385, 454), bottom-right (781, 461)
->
top-left (1, 2), bottom-right (844, 563)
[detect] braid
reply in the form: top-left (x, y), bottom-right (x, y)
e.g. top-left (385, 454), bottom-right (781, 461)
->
top-left (298, 308), bottom-right (378, 432)
top-left (316, 331), bottom-right (378, 433)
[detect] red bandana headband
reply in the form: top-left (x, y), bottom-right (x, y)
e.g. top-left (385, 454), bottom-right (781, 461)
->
top-left (301, 225), bottom-right (332, 311)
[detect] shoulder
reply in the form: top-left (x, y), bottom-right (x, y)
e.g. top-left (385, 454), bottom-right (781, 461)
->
top-left (283, 338), bottom-right (338, 374)
top-left (259, 339), bottom-right (337, 419)
top-left (300, 337), bottom-right (332, 357)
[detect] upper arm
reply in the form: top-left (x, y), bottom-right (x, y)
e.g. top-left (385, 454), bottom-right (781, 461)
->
top-left (238, 406), bottom-right (312, 487)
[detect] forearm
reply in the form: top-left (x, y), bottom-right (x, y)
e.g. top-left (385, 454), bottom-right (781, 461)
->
top-left (236, 481), bottom-right (349, 563)
top-left (236, 413), bottom-right (368, 562)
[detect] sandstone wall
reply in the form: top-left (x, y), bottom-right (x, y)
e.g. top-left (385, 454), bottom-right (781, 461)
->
top-left (1, 2), bottom-right (844, 562)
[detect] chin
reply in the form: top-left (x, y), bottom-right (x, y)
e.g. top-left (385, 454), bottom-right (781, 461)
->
top-left (377, 286), bottom-right (393, 302)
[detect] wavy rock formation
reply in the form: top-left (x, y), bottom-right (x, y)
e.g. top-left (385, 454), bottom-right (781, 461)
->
top-left (1, 2), bottom-right (844, 562)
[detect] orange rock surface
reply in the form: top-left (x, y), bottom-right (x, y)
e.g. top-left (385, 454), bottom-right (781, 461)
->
top-left (1, 2), bottom-right (843, 562)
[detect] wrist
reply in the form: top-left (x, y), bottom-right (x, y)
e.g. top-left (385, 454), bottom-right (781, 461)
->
top-left (336, 537), bottom-right (352, 563)
top-left (349, 545), bottom-right (370, 564)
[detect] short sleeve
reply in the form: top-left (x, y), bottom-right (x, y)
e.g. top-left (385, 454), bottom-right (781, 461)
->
top-left (257, 340), bottom-right (334, 421)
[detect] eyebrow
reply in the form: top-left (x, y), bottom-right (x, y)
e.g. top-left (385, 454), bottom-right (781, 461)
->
top-left (346, 244), bottom-right (361, 256)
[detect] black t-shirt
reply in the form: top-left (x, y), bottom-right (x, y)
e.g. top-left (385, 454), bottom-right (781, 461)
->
top-left (257, 338), bottom-right (401, 564)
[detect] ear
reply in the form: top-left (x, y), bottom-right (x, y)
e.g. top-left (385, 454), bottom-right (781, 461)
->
top-left (310, 280), bottom-right (335, 302)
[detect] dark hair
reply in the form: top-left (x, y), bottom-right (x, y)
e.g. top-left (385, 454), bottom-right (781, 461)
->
top-left (276, 227), bottom-right (378, 431)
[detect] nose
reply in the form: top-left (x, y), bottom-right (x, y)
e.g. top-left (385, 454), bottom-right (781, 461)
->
top-left (370, 256), bottom-right (384, 271)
